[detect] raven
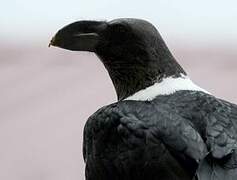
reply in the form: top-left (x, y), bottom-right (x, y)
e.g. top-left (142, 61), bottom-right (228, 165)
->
top-left (50, 18), bottom-right (237, 180)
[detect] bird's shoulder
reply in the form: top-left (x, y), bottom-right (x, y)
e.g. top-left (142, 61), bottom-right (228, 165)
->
top-left (83, 101), bottom-right (152, 161)
top-left (204, 96), bottom-right (237, 159)
top-left (157, 91), bottom-right (237, 160)
top-left (83, 100), bottom-right (152, 138)
top-left (185, 92), bottom-right (237, 159)
top-left (84, 99), bottom-right (177, 134)
top-left (83, 98), bottom-right (207, 162)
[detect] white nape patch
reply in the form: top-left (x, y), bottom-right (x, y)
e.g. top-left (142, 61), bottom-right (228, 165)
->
top-left (125, 75), bottom-right (210, 101)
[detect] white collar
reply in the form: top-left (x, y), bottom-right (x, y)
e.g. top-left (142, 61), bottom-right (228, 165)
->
top-left (124, 74), bottom-right (210, 101)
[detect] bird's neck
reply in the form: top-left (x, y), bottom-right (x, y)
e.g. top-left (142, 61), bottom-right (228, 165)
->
top-left (97, 38), bottom-right (186, 101)
top-left (102, 54), bottom-right (186, 101)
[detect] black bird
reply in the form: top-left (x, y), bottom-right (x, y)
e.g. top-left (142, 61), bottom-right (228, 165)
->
top-left (50, 18), bottom-right (237, 180)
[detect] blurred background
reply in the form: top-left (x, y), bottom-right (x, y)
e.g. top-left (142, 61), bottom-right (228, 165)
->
top-left (0, 0), bottom-right (237, 179)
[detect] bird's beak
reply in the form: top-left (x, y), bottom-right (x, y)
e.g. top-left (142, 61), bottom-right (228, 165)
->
top-left (49, 21), bottom-right (107, 52)
top-left (48, 36), bottom-right (56, 47)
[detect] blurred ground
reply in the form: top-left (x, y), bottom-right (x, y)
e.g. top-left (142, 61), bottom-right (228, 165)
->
top-left (0, 43), bottom-right (236, 180)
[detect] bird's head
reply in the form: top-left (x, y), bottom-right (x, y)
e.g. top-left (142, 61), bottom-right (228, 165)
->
top-left (50, 18), bottom-right (185, 100)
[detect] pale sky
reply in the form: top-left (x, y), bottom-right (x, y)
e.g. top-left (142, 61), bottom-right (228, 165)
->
top-left (1, 0), bottom-right (237, 43)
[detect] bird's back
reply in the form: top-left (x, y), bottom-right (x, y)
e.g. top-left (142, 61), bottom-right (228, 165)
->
top-left (83, 90), bottom-right (237, 180)
top-left (83, 103), bottom-right (194, 180)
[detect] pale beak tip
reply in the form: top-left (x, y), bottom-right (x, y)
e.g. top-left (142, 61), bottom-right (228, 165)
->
top-left (48, 36), bottom-right (56, 47)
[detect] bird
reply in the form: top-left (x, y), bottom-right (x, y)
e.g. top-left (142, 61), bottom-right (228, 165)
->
top-left (49, 18), bottom-right (237, 180)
